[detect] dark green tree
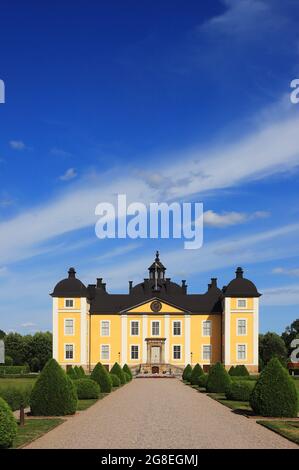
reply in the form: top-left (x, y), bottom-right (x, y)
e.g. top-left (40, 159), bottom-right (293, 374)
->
top-left (281, 319), bottom-right (299, 357)
top-left (0, 329), bottom-right (6, 340)
top-left (259, 332), bottom-right (288, 367)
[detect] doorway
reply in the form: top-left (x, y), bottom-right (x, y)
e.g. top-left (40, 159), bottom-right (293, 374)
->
top-left (152, 366), bottom-right (159, 374)
top-left (151, 346), bottom-right (160, 363)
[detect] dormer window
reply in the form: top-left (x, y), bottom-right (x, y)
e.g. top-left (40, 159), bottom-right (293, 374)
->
top-left (65, 299), bottom-right (74, 308)
top-left (237, 299), bottom-right (247, 308)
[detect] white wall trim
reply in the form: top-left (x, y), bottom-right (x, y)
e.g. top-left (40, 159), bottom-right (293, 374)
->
top-left (224, 297), bottom-right (231, 365)
top-left (142, 315), bottom-right (148, 362)
top-left (164, 315), bottom-right (170, 363)
top-left (52, 297), bottom-right (58, 360)
top-left (185, 315), bottom-right (191, 364)
top-left (80, 297), bottom-right (87, 365)
top-left (121, 314), bottom-right (127, 366)
top-left (253, 297), bottom-right (259, 366)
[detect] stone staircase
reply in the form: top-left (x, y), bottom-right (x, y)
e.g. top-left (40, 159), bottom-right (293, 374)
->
top-left (133, 363), bottom-right (184, 378)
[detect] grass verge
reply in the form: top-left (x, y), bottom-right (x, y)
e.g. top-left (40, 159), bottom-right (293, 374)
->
top-left (257, 420), bottom-right (299, 445)
top-left (207, 393), bottom-right (252, 411)
top-left (13, 418), bottom-right (64, 448)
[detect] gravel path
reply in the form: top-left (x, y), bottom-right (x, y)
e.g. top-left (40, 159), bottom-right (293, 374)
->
top-left (25, 378), bottom-right (297, 449)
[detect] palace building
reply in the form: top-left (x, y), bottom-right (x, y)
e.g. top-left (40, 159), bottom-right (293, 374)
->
top-left (51, 252), bottom-right (260, 374)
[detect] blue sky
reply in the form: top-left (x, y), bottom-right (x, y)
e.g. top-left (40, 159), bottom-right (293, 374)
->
top-left (1, 0), bottom-right (299, 334)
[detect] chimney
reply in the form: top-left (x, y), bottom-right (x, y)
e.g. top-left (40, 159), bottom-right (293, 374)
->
top-left (96, 278), bottom-right (103, 288)
top-left (182, 280), bottom-right (187, 294)
top-left (235, 267), bottom-right (244, 279)
top-left (211, 278), bottom-right (217, 288)
top-left (129, 281), bottom-right (133, 293)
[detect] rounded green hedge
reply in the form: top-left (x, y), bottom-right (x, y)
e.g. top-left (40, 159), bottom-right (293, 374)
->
top-left (250, 357), bottom-right (298, 417)
top-left (110, 363), bottom-right (126, 384)
top-left (206, 362), bottom-right (231, 393)
top-left (30, 358), bottom-right (78, 416)
top-left (123, 364), bottom-right (132, 380)
top-left (73, 378), bottom-right (100, 399)
top-left (0, 384), bottom-right (32, 411)
top-left (182, 364), bottom-right (192, 382)
top-left (225, 380), bottom-right (255, 401)
top-left (0, 396), bottom-right (17, 448)
top-left (91, 363), bottom-right (112, 393)
top-left (190, 363), bottom-right (204, 386)
top-left (110, 373), bottom-right (121, 387)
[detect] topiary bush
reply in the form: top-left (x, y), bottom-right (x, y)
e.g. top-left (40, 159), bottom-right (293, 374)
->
top-left (182, 364), bottom-right (192, 382)
top-left (110, 363), bottom-right (126, 384)
top-left (206, 362), bottom-right (231, 393)
top-left (0, 365), bottom-right (29, 375)
top-left (73, 378), bottom-right (100, 399)
top-left (30, 358), bottom-right (78, 416)
top-left (250, 357), bottom-right (298, 417)
top-left (234, 365), bottom-right (250, 377)
top-left (66, 366), bottom-right (77, 380)
top-left (123, 364), bottom-right (132, 380)
top-left (228, 366), bottom-right (235, 376)
top-left (0, 384), bottom-right (32, 411)
top-left (79, 366), bottom-right (85, 377)
top-left (110, 373), bottom-right (121, 388)
top-left (0, 397), bottom-right (17, 448)
top-left (91, 363), bottom-right (112, 393)
top-left (225, 380), bottom-right (255, 401)
top-left (198, 373), bottom-right (208, 388)
top-left (190, 363), bottom-right (204, 386)
top-left (74, 366), bottom-right (82, 379)
top-left (124, 372), bottom-right (131, 383)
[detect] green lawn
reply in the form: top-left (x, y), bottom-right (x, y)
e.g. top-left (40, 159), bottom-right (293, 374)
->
top-left (0, 377), bottom-right (37, 389)
top-left (77, 399), bottom-right (98, 410)
top-left (12, 418), bottom-right (64, 448)
top-left (257, 420), bottom-right (299, 445)
top-left (207, 393), bottom-right (252, 412)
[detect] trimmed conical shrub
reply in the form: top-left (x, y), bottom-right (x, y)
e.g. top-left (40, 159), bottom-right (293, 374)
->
top-left (0, 397), bottom-right (17, 448)
top-left (110, 373), bottom-right (121, 387)
top-left (110, 362), bottom-right (126, 384)
top-left (250, 357), bottom-right (298, 417)
top-left (79, 366), bottom-right (85, 377)
top-left (234, 365), bottom-right (249, 377)
top-left (91, 363), bottom-right (112, 393)
top-left (206, 362), bottom-right (231, 393)
top-left (30, 358), bottom-right (78, 416)
top-left (190, 363), bottom-right (204, 386)
top-left (123, 364), bottom-right (132, 380)
top-left (67, 366), bottom-right (77, 380)
top-left (74, 366), bottom-right (82, 379)
top-left (182, 364), bottom-right (192, 382)
top-left (228, 366), bottom-right (236, 376)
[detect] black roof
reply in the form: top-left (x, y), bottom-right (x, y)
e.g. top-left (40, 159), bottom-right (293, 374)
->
top-left (51, 255), bottom-right (261, 313)
top-left (51, 267), bottom-right (88, 298)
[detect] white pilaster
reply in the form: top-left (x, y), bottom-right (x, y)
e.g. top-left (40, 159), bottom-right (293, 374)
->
top-left (185, 314), bottom-right (191, 365)
top-left (52, 297), bottom-right (58, 361)
top-left (224, 298), bottom-right (231, 366)
top-left (80, 297), bottom-right (87, 366)
top-left (142, 315), bottom-right (148, 363)
top-left (253, 297), bottom-right (259, 366)
top-left (121, 314), bottom-right (127, 366)
top-left (164, 315), bottom-right (170, 363)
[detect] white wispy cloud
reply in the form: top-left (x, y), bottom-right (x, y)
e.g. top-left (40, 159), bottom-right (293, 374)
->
top-left (204, 210), bottom-right (269, 227)
top-left (20, 322), bottom-right (36, 328)
top-left (272, 267), bottom-right (299, 277)
top-left (50, 147), bottom-right (72, 158)
top-left (261, 283), bottom-right (299, 306)
top-left (9, 140), bottom-right (26, 150)
top-left (59, 168), bottom-right (77, 181)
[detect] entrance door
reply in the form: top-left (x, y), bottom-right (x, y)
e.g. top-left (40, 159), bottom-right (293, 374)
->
top-left (151, 346), bottom-right (160, 363)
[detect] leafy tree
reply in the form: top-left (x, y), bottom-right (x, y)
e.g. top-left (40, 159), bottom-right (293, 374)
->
top-left (0, 330), bottom-right (6, 340)
top-left (259, 332), bottom-right (287, 367)
top-left (4, 333), bottom-right (26, 365)
top-left (4, 356), bottom-right (13, 366)
top-left (250, 357), bottom-right (298, 417)
top-left (281, 319), bottom-right (299, 357)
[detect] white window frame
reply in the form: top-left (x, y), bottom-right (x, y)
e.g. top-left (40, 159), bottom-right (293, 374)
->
top-left (151, 320), bottom-right (160, 337)
top-left (202, 320), bottom-right (212, 337)
top-left (130, 344), bottom-right (139, 360)
top-left (172, 320), bottom-right (182, 336)
top-left (100, 344), bottom-right (110, 361)
top-left (237, 298), bottom-right (247, 309)
top-left (237, 343), bottom-right (247, 361)
top-left (130, 320), bottom-right (140, 336)
top-left (202, 344), bottom-right (212, 361)
top-left (100, 320), bottom-right (110, 337)
top-left (237, 318), bottom-right (247, 336)
top-left (64, 318), bottom-right (75, 336)
top-left (172, 344), bottom-right (182, 360)
top-left (64, 343), bottom-right (75, 361)
top-left (64, 298), bottom-right (74, 308)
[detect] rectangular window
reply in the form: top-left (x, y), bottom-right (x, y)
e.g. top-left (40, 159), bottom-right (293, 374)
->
top-left (203, 320), bottom-right (212, 336)
top-left (65, 299), bottom-right (74, 308)
top-left (237, 344), bottom-right (246, 360)
top-left (237, 319), bottom-right (247, 335)
top-left (101, 321), bottom-right (110, 336)
top-left (152, 321), bottom-right (160, 336)
top-left (131, 321), bottom-right (139, 336)
top-left (64, 319), bottom-right (74, 335)
top-left (203, 345), bottom-right (212, 360)
top-left (65, 344), bottom-right (73, 360)
top-left (173, 345), bottom-right (181, 360)
top-left (237, 299), bottom-right (247, 308)
top-left (131, 345), bottom-right (139, 360)
top-left (101, 344), bottom-right (110, 360)
top-left (173, 321), bottom-right (181, 336)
